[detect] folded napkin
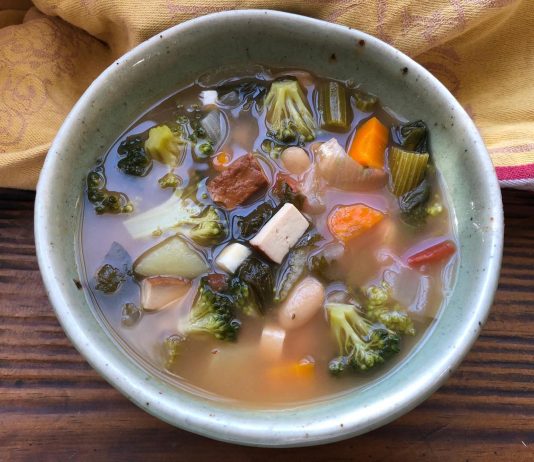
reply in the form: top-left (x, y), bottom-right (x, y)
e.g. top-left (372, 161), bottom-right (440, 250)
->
top-left (0, 0), bottom-right (533, 190)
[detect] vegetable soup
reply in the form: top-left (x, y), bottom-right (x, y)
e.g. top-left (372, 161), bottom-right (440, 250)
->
top-left (79, 68), bottom-right (457, 405)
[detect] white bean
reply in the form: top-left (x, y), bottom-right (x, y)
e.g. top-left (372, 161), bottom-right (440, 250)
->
top-left (281, 147), bottom-right (311, 175)
top-left (278, 277), bottom-right (325, 330)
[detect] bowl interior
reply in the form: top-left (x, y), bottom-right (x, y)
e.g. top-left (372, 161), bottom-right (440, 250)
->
top-left (35, 10), bottom-right (503, 447)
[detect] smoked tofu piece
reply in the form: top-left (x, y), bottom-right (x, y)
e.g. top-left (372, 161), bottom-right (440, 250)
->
top-left (207, 154), bottom-right (268, 209)
top-left (215, 242), bottom-right (252, 274)
top-left (250, 203), bottom-right (309, 263)
top-left (141, 276), bottom-right (191, 311)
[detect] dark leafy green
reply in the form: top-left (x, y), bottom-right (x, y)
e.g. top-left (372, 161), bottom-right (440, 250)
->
top-left (274, 231), bottom-right (323, 302)
top-left (87, 162), bottom-right (132, 215)
top-left (309, 243), bottom-right (345, 282)
top-left (236, 203), bottom-right (276, 239)
top-left (95, 264), bottom-right (124, 293)
top-left (236, 257), bottom-right (274, 309)
top-left (399, 178), bottom-right (431, 227)
top-left (117, 134), bottom-right (152, 176)
top-left (272, 179), bottom-right (304, 209)
top-left (393, 120), bottom-right (429, 153)
top-left (217, 80), bottom-right (267, 112)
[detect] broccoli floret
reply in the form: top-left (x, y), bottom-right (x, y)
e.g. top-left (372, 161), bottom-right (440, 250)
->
top-left (158, 172), bottom-right (182, 189)
top-left (121, 302), bottom-right (142, 327)
top-left (87, 164), bottom-right (133, 214)
top-left (195, 141), bottom-right (214, 159)
top-left (186, 277), bottom-right (241, 341)
top-left (145, 125), bottom-right (189, 167)
top-left (426, 200), bottom-right (443, 217)
top-left (94, 264), bottom-right (124, 293)
top-left (117, 134), bottom-right (152, 176)
top-left (364, 282), bottom-right (415, 336)
top-left (326, 303), bottom-right (400, 375)
top-left (264, 79), bottom-right (316, 143)
top-left (227, 277), bottom-right (262, 317)
top-left (123, 180), bottom-right (227, 245)
top-left (187, 207), bottom-right (227, 246)
top-left (163, 334), bottom-right (186, 368)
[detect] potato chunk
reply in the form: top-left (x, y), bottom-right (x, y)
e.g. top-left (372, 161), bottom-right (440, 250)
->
top-left (134, 235), bottom-right (208, 279)
top-left (141, 276), bottom-right (191, 311)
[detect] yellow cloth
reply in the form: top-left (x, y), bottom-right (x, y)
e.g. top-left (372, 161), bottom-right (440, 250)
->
top-left (1, 0), bottom-right (533, 189)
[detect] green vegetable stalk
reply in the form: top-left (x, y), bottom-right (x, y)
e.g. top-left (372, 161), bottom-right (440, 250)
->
top-left (318, 81), bottom-right (352, 132)
top-left (388, 146), bottom-right (429, 196)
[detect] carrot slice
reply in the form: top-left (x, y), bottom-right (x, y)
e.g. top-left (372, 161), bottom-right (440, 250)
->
top-left (407, 240), bottom-right (456, 267)
top-left (328, 204), bottom-right (384, 243)
top-left (348, 117), bottom-right (389, 169)
top-left (266, 358), bottom-right (315, 382)
top-left (212, 151), bottom-right (231, 171)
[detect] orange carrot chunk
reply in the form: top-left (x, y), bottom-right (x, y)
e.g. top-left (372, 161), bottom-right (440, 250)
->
top-left (328, 204), bottom-right (384, 243)
top-left (212, 151), bottom-right (231, 171)
top-left (348, 117), bottom-right (389, 169)
top-left (266, 358), bottom-right (315, 382)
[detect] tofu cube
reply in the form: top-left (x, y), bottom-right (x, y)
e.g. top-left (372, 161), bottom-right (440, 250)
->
top-left (200, 90), bottom-right (218, 108)
top-left (215, 242), bottom-right (252, 273)
top-left (250, 203), bottom-right (309, 263)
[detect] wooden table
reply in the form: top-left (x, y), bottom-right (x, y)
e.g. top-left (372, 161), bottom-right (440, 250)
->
top-left (1, 187), bottom-right (532, 461)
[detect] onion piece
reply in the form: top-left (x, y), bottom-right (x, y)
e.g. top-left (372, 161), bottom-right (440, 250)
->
top-left (298, 166), bottom-right (326, 214)
top-left (315, 138), bottom-right (386, 190)
top-left (200, 109), bottom-right (228, 148)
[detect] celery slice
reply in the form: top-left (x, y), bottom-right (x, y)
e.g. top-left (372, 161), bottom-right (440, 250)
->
top-left (319, 81), bottom-right (352, 132)
top-left (389, 147), bottom-right (429, 196)
top-left (353, 91), bottom-right (378, 112)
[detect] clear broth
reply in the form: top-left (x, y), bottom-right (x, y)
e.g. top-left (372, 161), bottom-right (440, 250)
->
top-left (78, 68), bottom-right (457, 406)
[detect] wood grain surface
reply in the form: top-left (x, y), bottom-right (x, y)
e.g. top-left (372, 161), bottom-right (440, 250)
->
top-left (0, 188), bottom-right (532, 461)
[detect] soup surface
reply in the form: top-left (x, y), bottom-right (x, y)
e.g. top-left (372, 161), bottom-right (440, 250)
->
top-left (79, 68), bottom-right (457, 406)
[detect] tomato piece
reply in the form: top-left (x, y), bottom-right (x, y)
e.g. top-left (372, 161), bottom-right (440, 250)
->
top-left (407, 240), bottom-right (456, 267)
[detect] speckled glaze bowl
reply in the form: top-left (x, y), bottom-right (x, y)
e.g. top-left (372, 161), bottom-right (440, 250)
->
top-left (34, 10), bottom-right (503, 447)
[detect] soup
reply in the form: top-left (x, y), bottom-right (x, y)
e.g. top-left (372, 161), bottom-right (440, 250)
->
top-left (79, 68), bottom-right (457, 406)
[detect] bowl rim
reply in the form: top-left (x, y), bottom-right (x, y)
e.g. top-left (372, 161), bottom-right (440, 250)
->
top-left (34, 9), bottom-right (504, 447)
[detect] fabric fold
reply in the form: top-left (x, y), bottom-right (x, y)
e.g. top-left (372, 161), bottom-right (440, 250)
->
top-left (1, 1), bottom-right (533, 190)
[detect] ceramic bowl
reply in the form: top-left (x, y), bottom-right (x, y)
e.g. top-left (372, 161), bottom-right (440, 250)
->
top-left (35, 10), bottom-right (503, 447)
